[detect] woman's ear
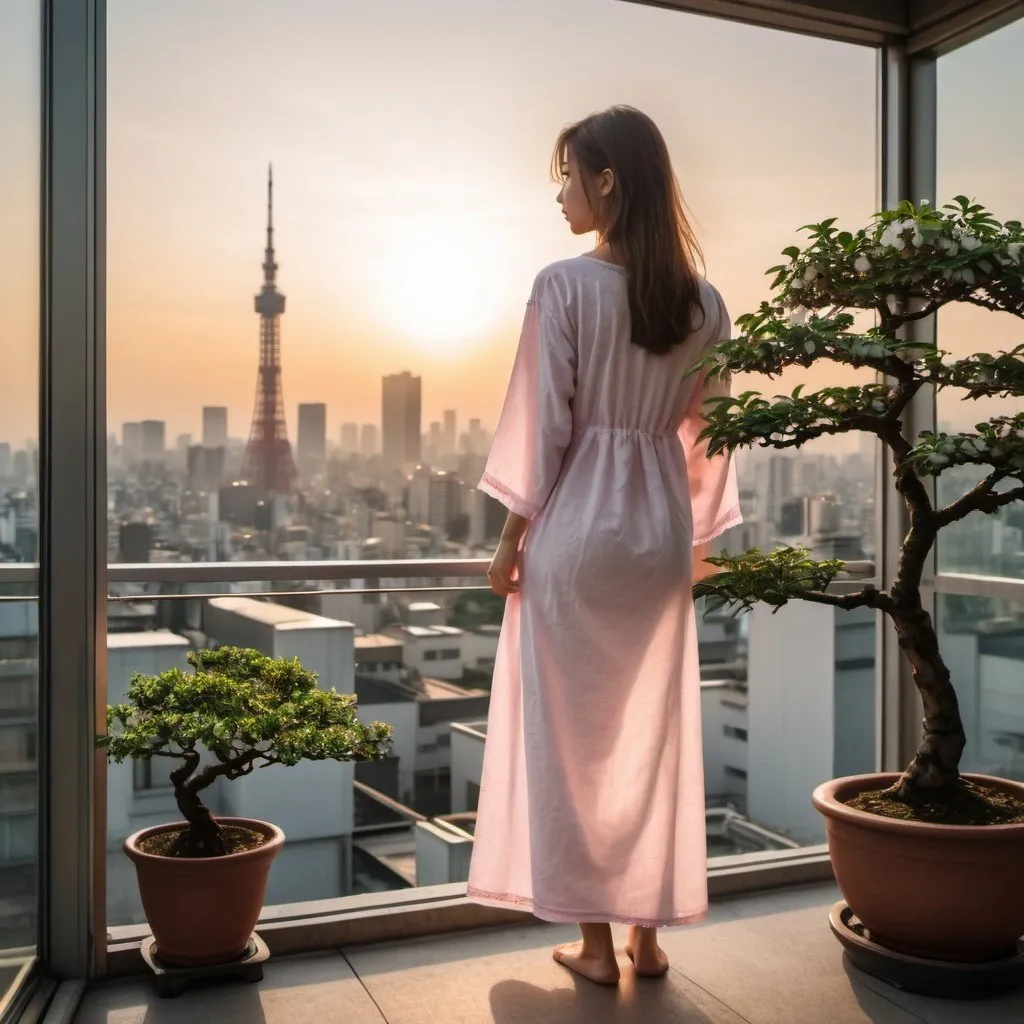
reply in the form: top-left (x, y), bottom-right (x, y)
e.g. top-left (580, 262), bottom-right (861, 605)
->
top-left (597, 168), bottom-right (615, 198)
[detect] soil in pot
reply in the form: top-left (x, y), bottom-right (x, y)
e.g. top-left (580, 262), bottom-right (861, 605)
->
top-left (139, 825), bottom-right (268, 858)
top-left (847, 778), bottom-right (1024, 826)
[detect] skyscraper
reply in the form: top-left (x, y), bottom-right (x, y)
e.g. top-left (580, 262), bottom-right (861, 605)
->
top-left (443, 410), bottom-right (456, 456)
top-left (122, 422), bottom-right (143, 464)
top-left (140, 420), bottom-right (166, 461)
top-left (428, 471), bottom-right (462, 531)
top-left (340, 422), bottom-right (359, 454)
top-left (766, 455), bottom-right (795, 527)
top-left (297, 403), bottom-right (327, 473)
top-left (203, 406), bottom-right (229, 448)
top-left (361, 423), bottom-right (378, 457)
top-left (382, 372), bottom-right (421, 472)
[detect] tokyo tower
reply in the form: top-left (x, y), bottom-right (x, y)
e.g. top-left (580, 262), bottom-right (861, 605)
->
top-left (241, 165), bottom-right (298, 495)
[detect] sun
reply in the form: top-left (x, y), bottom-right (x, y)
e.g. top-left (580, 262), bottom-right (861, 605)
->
top-left (371, 218), bottom-right (504, 352)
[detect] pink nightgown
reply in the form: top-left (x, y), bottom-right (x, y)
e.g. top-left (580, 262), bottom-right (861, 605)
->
top-left (467, 255), bottom-right (741, 927)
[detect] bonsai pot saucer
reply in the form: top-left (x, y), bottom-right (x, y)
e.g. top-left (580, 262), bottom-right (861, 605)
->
top-left (829, 901), bottom-right (1024, 1000)
top-left (140, 932), bottom-right (270, 999)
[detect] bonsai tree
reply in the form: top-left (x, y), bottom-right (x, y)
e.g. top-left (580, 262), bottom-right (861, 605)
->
top-left (693, 197), bottom-right (1024, 823)
top-left (98, 646), bottom-right (393, 856)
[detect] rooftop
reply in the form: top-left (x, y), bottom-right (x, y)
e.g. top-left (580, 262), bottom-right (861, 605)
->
top-left (354, 634), bottom-right (404, 651)
top-left (106, 630), bottom-right (191, 651)
top-left (208, 596), bottom-right (352, 631)
top-left (74, 882), bottom-right (1024, 1024)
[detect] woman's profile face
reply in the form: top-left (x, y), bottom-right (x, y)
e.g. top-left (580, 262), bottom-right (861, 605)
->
top-left (556, 153), bottom-right (600, 236)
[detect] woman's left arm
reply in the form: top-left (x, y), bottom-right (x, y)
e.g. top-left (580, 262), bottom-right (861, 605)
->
top-left (487, 512), bottom-right (529, 596)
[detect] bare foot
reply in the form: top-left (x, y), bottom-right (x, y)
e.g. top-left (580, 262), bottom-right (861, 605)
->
top-left (625, 926), bottom-right (670, 978)
top-left (552, 941), bottom-right (621, 985)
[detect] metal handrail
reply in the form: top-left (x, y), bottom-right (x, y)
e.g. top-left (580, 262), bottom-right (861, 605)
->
top-left (0, 556), bottom-right (889, 603)
top-left (1, 557), bottom-right (881, 587)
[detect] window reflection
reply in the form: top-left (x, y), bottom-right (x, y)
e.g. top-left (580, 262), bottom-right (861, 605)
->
top-left (937, 19), bottom-right (1024, 580)
top-left (0, 0), bottom-right (41, 966)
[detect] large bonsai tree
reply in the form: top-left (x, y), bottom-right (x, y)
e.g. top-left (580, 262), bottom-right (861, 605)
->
top-left (99, 646), bottom-right (393, 856)
top-left (694, 198), bottom-right (1024, 820)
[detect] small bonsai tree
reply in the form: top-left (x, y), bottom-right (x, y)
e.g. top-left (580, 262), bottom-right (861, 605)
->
top-left (98, 646), bottom-right (393, 856)
top-left (693, 197), bottom-right (1024, 823)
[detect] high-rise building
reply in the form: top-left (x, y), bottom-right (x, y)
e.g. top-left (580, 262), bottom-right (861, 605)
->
top-left (428, 472), bottom-right (462, 532)
top-left (297, 403), bottom-right (327, 473)
top-left (341, 422), bottom-right (359, 454)
top-left (122, 422), bottom-right (143, 464)
top-left (766, 455), bottom-right (794, 527)
top-left (443, 410), bottom-right (456, 456)
top-left (382, 372), bottom-right (421, 472)
top-left (361, 423), bottom-right (378, 456)
top-left (0, 443), bottom-right (10, 478)
top-left (428, 421), bottom-right (443, 462)
top-left (140, 420), bottom-right (166, 461)
top-left (203, 406), bottom-right (229, 448)
top-left (187, 445), bottom-right (226, 491)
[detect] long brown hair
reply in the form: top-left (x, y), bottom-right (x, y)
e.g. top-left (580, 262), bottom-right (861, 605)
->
top-left (552, 106), bottom-right (705, 355)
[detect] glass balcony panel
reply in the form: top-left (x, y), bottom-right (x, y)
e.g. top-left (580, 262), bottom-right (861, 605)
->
top-left (104, 570), bottom-right (870, 929)
top-left (936, 19), bottom-right (1024, 580)
top-left (105, 2), bottom-right (878, 929)
top-left (0, 0), bottom-right (41, 981)
top-left (938, 593), bottom-right (1024, 780)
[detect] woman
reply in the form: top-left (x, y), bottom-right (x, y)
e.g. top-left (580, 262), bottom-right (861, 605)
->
top-left (466, 106), bottom-right (741, 986)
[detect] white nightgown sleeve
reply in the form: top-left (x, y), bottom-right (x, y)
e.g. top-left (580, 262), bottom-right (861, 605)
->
top-left (679, 290), bottom-right (743, 546)
top-left (479, 275), bottom-right (577, 520)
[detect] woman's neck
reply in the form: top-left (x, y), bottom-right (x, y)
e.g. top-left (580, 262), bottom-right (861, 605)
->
top-left (587, 241), bottom-right (624, 267)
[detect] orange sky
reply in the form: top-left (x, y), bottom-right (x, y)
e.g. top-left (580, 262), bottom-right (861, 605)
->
top-left (3, 3), bottom-right (1022, 447)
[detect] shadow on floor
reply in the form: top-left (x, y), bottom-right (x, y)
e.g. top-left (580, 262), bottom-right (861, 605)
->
top-left (489, 976), bottom-right (729, 1024)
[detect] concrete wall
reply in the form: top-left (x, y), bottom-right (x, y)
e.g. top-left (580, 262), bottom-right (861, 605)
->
top-left (450, 723), bottom-right (486, 813)
top-left (747, 603), bottom-right (835, 844)
top-left (460, 630), bottom-right (499, 669)
top-left (700, 682), bottom-right (749, 809)
top-left (355, 699), bottom-right (419, 804)
top-left (415, 821), bottom-right (473, 886)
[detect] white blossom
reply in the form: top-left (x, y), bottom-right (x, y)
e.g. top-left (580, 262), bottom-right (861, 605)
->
top-left (790, 278), bottom-right (804, 291)
top-left (1007, 242), bottom-right (1023, 263)
top-left (804, 263), bottom-right (822, 283)
top-left (790, 307), bottom-right (808, 326)
top-left (927, 453), bottom-right (949, 467)
top-left (938, 238), bottom-right (960, 256)
top-left (880, 225), bottom-right (905, 250)
top-left (854, 255), bottom-right (872, 273)
top-left (871, 399), bottom-right (886, 412)
top-left (803, 340), bottom-right (816, 354)
top-left (959, 233), bottom-right (982, 251)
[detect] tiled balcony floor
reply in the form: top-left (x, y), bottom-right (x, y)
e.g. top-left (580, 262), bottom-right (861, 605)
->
top-left (75, 883), bottom-right (1024, 1024)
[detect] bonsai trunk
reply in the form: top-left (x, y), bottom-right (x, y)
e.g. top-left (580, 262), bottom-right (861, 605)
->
top-left (170, 756), bottom-right (227, 857)
top-left (174, 785), bottom-right (227, 857)
top-left (889, 601), bottom-right (967, 801)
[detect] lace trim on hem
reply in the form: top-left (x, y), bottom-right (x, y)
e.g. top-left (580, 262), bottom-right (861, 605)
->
top-left (693, 505), bottom-right (743, 547)
top-left (465, 885), bottom-right (708, 929)
top-left (478, 473), bottom-right (539, 520)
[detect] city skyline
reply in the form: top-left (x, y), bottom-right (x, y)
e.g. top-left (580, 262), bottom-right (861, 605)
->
top-left (4, 3), bottom-right (1022, 448)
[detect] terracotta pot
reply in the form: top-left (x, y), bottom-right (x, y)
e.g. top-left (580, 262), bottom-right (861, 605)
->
top-left (124, 817), bottom-right (284, 967)
top-left (813, 773), bottom-right (1024, 962)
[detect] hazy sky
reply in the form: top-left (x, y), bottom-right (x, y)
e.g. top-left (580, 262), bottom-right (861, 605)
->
top-left (3, 3), bottom-right (1021, 447)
